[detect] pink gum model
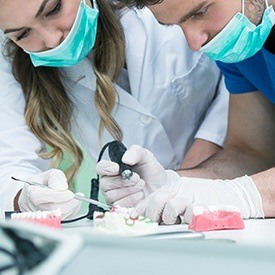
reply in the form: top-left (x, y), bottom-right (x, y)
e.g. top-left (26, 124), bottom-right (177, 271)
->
top-left (188, 208), bottom-right (245, 232)
top-left (11, 210), bottom-right (62, 230)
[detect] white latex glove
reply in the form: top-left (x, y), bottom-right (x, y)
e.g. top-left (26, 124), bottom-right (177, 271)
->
top-left (135, 175), bottom-right (265, 224)
top-left (96, 145), bottom-right (179, 207)
top-left (18, 169), bottom-right (81, 220)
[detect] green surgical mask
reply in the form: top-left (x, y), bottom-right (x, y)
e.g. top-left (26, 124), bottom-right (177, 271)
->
top-left (200, 0), bottom-right (275, 63)
top-left (26, 0), bottom-right (99, 67)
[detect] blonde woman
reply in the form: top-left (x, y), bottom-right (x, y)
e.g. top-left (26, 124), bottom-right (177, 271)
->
top-left (0, 0), bottom-right (228, 219)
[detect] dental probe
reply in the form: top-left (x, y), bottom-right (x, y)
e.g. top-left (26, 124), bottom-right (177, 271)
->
top-left (11, 177), bottom-right (110, 209)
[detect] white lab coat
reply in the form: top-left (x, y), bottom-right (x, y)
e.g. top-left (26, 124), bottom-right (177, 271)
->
top-left (0, 8), bottom-right (229, 211)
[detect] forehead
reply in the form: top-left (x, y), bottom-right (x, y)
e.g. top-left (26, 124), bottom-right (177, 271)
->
top-left (0, 0), bottom-right (39, 16)
top-left (0, 0), bottom-right (37, 27)
top-left (149, 0), bottom-right (209, 23)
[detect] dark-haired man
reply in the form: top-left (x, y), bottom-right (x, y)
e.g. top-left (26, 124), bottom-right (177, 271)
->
top-left (98, 0), bottom-right (275, 224)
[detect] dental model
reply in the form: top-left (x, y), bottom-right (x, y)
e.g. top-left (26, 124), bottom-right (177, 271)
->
top-left (188, 205), bottom-right (245, 232)
top-left (11, 209), bottom-right (62, 229)
top-left (93, 206), bottom-right (158, 237)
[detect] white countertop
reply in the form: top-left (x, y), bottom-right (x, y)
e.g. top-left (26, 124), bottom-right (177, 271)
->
top-left (203, 218), bottom-right (275, 246)
top-left (2, 218), bottom-right (275, 274)
top-left (2, 215), bottom-right (275, 247)
top-left (62, 218), bottom-right (275, 247)
top-left (60, 218), bottom-right (275, 274)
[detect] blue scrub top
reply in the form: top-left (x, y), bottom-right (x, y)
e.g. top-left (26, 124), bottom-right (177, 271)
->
top-left (217, 47), bottom-right (275, 104)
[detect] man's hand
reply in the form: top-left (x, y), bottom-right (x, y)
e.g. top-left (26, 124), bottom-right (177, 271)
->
top-left (96, 145), bottom-right (179, 207)
top-left (18, 169), bottom-right (81, 220)
top-left (135, 175), bottom-right (265, 224)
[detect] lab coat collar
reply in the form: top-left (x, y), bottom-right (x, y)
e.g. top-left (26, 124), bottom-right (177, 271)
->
top-left (61, 57), bottom-right (154, 118)
top-left (114, 84), bottom-right (154, 117)
top-left (121, 8), bottom-right (147, 98)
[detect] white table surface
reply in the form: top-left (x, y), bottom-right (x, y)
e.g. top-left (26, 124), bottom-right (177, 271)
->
top-left (2, 217), bottom-right (275, 274)
top-left (60, 218), bottom-right (275, 274)
top-left (62, 218), bottom-right (275, 247)
top-left (2, 215), bottom-right (275, 247)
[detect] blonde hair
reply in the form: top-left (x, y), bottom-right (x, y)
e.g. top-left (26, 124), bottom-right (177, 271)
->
top-left (4, 0), bottom-right (125, 185)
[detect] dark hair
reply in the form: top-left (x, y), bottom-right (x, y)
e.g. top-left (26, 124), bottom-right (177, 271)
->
top-left (118, 0), bottom-right (163, 9)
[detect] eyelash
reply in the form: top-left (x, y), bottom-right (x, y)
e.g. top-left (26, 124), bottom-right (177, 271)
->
top-left (46, 0), bottom-right (63, 17)
top-left (16, 0), bottom-right (63, 41)
top-left (16, 28), bottom-right (31, 41)
top-left (192, 7), bottom-right (208, 19)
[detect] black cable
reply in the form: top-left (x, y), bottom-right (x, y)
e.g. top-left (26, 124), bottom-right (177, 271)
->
top-left (0, 247), bottom-right (23, 274)
top-left (0, 263), bottom-right (17, 273)
top-left (2, 228), bottom-right (46, 271)
top-left (61, 213), bottom-right (89, 224)
top-left (87, 142), bottom-right (111, 218)
top-left (97, 142), bottom-right (111, 163)
top-left (0, 247), bottom-right (17, 259)
top-left (0, 247), bottom-right (24, 275)
top-left (61, 142), bottom-right (111, 223)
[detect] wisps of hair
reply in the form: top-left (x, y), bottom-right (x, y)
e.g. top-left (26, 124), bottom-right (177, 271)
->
top-left (4, 41), bottom-right (83, 184)
top-left (93, 0), bottom-right (125, 142)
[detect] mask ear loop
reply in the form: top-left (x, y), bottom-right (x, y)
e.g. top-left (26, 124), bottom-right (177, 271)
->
top-left (82, 0), bottom-right (98, 10)
top-left (265, 0), bottom-right (269, 8)
top-left (92, 0), bottom-right (99, 10)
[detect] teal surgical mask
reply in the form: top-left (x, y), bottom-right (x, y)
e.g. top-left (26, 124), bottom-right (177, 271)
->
top-left (200, 0), bottom-right (275, 63)
top-left (26, 0), bottom-right (99, 67)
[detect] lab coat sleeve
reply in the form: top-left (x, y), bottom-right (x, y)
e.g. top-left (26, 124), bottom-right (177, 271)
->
top-left (0, 46), bottom-right (50, 213)
top-left (194, 75), bottom-right (229, 147)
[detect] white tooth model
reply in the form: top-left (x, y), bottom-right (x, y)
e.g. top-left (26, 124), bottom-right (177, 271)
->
top-left (11, 209), bottom-right (62, 229)
top-left (93, 206), bottom-right (158, 237)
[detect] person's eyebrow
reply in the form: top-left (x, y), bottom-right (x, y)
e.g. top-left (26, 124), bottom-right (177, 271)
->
top-left (4, 27), bottom-right (25, 34)
top-left (35, 0), bottom-right (50, 18)
top-left (178, 1), bottom-right (207, 23)
top-left (3, 0), bottom-right (50, 34)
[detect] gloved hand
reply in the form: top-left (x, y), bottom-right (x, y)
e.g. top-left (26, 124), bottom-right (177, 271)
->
top-left (96, 145), bottom-right (179, 207)
top-left (18, 169), bottom-right (81, 220)
top-left (135, 175), bottom-right (265, 224)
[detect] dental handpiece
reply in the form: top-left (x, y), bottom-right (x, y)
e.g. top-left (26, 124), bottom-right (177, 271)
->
top-left (108, 141), bottom-right (133, 180)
